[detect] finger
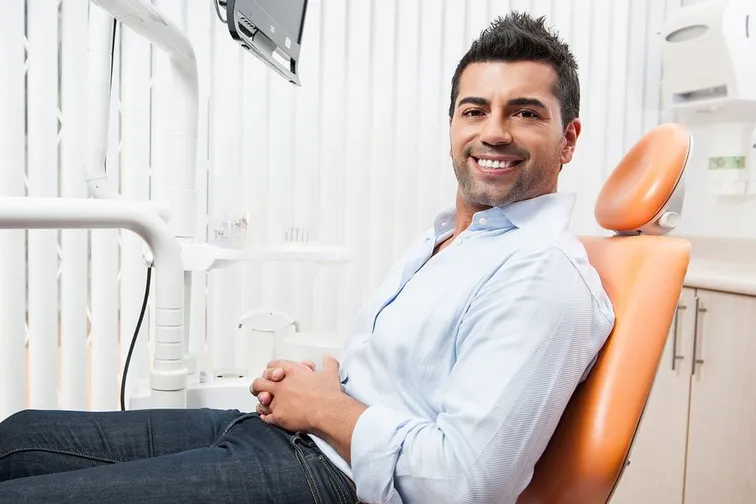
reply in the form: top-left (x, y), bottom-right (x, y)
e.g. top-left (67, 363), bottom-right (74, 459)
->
top-left (256, 402), bottom-right (272, 416)
top-left (257, 391), bottom-right (272, 405)
top-left (250, 377), bottom-right (276, 396)
top-left (266, 360), bottom-right (299, 372)
top-left (262, 367), bottom-right (285, 381)
top-left (300, 360), bottom-right (316, 371)
top-left (322, 355), bottom-right (340, 376)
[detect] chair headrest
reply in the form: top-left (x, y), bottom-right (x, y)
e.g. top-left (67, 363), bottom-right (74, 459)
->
top-left (594, 123), bottom-right (691, 236)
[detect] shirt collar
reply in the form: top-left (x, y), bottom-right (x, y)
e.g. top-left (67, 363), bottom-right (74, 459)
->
top-left (432, 192), bottom-right (577, 237)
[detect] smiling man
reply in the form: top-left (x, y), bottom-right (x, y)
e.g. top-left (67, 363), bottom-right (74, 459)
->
top-left (251, 11), bottom-right (614, 503)
top-left (0, 11), bottom-right (614, 504)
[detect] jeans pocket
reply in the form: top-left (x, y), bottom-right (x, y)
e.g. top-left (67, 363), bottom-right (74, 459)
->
top-left (291, 434), bottom-right (357, 504)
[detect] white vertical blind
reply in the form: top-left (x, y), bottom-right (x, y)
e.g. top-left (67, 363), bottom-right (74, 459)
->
top-left (0, 0), bottom-right (681, 419)
top-left (207, 7), bottom-right (245, 371)
top-left (89, 26), bottom-right (122, 411)
top-left (339, 0), bottom-right (373, 330)
top-left (0, 1), bottom-right (28, 418)
top-left (118, 19), bottom-right (153, 400)
top-left (312, 0), bottom-right (344, 334)
top-left (185, 0), bottom-right (212, 374)
top-left (59, 0), bottom-right (89, 411)
top-left (239, 31), bottom-right (272, 336)
top-left (26, 0), bottom-right (60, 409)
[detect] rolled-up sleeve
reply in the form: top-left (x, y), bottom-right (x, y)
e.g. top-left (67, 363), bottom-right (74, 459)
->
top-left (348, 245), bottom-right (614, 504)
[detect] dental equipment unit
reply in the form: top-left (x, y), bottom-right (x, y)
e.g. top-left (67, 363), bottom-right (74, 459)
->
top-left (0, 0), bottom-right (332, 410)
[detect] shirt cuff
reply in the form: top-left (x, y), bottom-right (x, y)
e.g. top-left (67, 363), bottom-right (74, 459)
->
top-left (350, 404), bottom-right (415, 504)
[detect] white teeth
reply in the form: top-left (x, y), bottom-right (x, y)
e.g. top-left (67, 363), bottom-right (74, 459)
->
top-left (477, 158), bottom-right (515, 169)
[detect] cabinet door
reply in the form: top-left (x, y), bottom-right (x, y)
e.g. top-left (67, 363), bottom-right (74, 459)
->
top-left (684, 290), bottom-right (756, 504)
top-left (610, 287), bottom-right (696, 504)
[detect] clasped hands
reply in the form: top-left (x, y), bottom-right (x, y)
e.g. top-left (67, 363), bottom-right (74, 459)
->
top-left (249, 356), bottom-right (343, 433)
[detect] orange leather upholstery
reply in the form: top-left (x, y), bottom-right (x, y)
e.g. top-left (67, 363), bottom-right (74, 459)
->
top-left (516, 124), bottom-right (692, 504)
top-left (595, 123), bottom-right (689, 232)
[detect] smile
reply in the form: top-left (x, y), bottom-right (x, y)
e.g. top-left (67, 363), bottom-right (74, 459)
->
top-left (471, 157), bottom-right (522, 174)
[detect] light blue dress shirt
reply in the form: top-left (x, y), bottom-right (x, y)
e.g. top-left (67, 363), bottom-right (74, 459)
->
top-left (311, 191), bottom-right (615, 504)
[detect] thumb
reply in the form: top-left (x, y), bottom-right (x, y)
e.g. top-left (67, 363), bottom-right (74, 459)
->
top-left (322, 355), bottom-right (340, 376)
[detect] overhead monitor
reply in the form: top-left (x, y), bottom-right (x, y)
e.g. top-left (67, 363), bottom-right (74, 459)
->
top-left (225, 0), bottom-right (308, 86)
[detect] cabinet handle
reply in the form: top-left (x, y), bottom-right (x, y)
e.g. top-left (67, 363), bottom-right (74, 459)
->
top-left (691, 297), bottom-right (707, 375)
top-left (672, 303), bottom-right (686, 370)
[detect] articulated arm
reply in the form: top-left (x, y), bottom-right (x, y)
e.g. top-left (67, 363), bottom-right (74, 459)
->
top-left (0, 197), bottom-right (188, 407)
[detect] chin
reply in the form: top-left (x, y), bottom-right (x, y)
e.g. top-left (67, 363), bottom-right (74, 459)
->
top-left (463, 188), bottom-right (516, 208)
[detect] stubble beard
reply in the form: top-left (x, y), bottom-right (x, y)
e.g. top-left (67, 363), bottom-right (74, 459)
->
top-left (453, 144), bottom-right (563, 208)
top-left (453, 156), bottom-right (530, 208)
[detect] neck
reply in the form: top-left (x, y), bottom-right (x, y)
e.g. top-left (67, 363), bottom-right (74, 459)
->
top-left (433, 192), bottom-right (491, 256)
top-left (453, 191), bottom-right (490, 237)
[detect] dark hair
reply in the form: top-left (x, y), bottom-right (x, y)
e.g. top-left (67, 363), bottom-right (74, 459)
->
top-left (448, 12), bottom-right (580, 130)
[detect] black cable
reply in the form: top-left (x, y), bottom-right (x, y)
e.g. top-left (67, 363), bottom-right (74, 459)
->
top-left (214, 0), bottom-right (228, 24)
top-left (106, 16), bottom-right (145, 411)
top-left (109, 19), bottom-right (117, 87)
top-left (102, 19), bottom-right (117, 177)
top-left (120, 267), bottom-right (152, 411)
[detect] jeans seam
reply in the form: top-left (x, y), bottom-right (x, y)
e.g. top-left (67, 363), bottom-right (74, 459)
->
top-left (147, 414), bottom-right (155, 457)
top-left (209, 411), bottom-right (255, 447)
top-left (293, 445), bottom-right (322, 504)
top-left (318, 455), bottom-right (351, 504)
top-left (0, 446), bottom-right (120, 465)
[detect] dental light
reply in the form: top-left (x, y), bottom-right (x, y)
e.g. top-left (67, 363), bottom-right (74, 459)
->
top-left (0, 0), bottom-right (312, 410)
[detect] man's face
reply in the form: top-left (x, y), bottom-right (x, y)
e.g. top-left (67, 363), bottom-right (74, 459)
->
top-left (449, 60), bottom-right (580, 209)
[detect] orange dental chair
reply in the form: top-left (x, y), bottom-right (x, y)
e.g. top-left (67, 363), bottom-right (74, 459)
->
top-left (517, 123), bottom-right (693, 503)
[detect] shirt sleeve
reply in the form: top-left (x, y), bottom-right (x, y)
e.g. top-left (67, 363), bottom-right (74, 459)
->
top-left (349, 245), bottom-right (614, 504)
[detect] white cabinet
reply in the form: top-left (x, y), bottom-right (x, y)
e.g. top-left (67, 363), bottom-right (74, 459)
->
top-left (610, 286), bottom-right (756, 504)
top-left (683, 289), bottom-right (756, 504)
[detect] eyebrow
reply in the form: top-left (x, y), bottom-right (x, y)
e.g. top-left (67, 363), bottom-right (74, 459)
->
top-left (457, 96), bottom-right (548, 111)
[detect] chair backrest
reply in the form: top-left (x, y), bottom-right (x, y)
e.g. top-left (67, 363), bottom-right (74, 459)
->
top-left (516, 123), bottom-right (693, 504)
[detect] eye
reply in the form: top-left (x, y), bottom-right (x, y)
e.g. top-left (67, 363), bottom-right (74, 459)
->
top-left (515, 109), bottom-right (540, 119)
top-left (462, 109), bottom-right (485, 117)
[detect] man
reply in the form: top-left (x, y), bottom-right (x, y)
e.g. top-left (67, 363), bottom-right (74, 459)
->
top-left (0, 11), bottom-right (614, 504)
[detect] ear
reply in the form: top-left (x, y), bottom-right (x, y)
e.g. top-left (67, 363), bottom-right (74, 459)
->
top-left (559, 118), bottom-right (581, 165)
top-left (448, 117), bottom-right (454, 158)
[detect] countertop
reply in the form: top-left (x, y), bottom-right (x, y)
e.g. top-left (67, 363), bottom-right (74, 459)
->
top-left (684, 259), bottom-right (756, 297)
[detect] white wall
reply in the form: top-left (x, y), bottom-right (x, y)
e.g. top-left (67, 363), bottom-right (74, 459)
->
top-left (665, 0), bottom-right (756, 240)
top-left (0, 0), bottom-right (676, 418)
top-left (671, 121), bottom-right (756, 240)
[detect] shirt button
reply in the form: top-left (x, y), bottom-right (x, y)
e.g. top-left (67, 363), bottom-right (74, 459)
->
top-left (479, 217), bottom-right (487, 225)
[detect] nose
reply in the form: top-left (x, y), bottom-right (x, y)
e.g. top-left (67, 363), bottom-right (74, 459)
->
top-left (479, 114), bottom-right (512, 146)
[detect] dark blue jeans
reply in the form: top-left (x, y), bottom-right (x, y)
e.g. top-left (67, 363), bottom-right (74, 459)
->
top-left (0, 408), bottom-right (357, 503)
